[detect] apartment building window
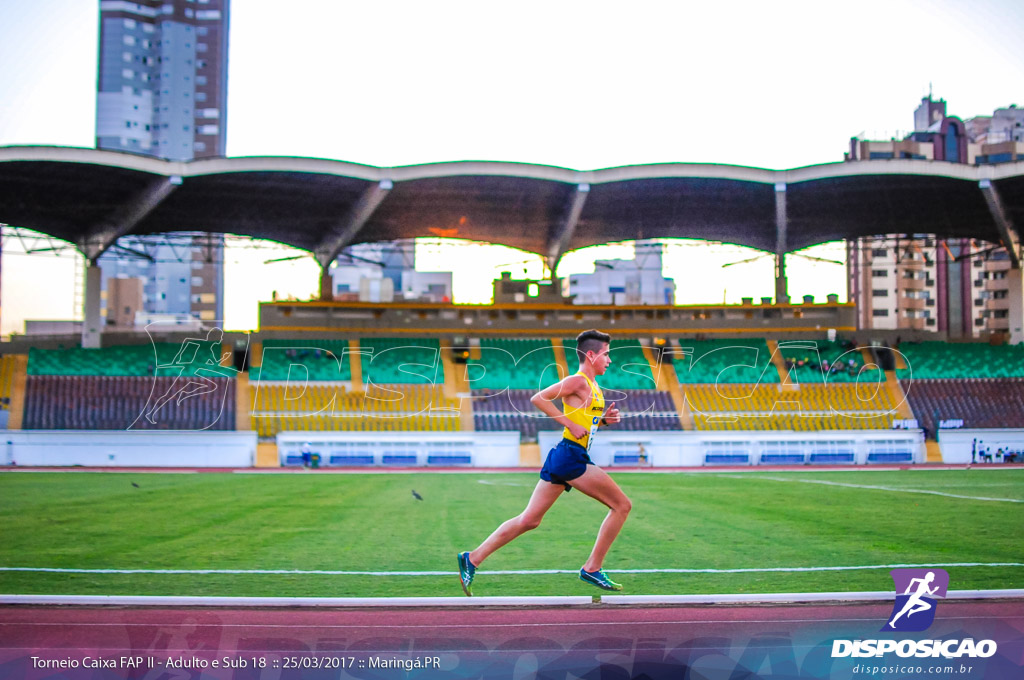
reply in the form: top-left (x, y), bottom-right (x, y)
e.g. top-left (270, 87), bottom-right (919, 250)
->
top-left (994, 290), bottom-right (1009, 299)
top-left (872, 289), bottom-right (888, 297)
top-left (871, 269), bottom-right (887, 277)
top-left (871, 248), bottom-right (887, 257)
top-left (994, 310), bottom-right (1009, 319)
top-left (872, 309), bottom-right (889, 317)
top-left (993, 271), bottom-right (1008, 280)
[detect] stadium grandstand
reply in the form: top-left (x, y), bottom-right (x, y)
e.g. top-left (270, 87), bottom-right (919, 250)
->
top-left (0, 147), bottom-right (1022, 468)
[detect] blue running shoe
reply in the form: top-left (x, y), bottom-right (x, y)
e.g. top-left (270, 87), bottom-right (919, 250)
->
top-left (579, 567), bottom-right (622, 591)
top-left (457, 552), bottom-right (476, 596)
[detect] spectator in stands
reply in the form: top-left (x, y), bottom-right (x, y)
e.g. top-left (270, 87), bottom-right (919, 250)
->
top-left (458, 329), bottom-right (629, 595)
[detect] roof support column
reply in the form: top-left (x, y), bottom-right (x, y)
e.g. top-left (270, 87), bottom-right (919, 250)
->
top-left (1008, 268), bottom-right (1024, 345)
top-left (774, 182), bottom-right (789, 304)
top-left (313, 180), bottom-right (392, 270)
top-left (546, 183), bottom-right (589, 277)
top-left (320, 267), bottom-right (334, 301)
top-left (82, 264), bottom-right (103, 349)
top-left (78, 175), bottom-right (182, 263)
top-left (979, 179), bottom-right (1023, 342)
top-left (979, 179), bottom-right (1021, 269)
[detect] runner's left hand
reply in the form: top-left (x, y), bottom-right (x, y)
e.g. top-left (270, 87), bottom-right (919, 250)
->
top-left (603, 402), bottom-right (620, 425)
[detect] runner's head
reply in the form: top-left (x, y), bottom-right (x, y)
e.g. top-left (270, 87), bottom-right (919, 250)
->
top-left (576, 329), bottom-right (611, 375)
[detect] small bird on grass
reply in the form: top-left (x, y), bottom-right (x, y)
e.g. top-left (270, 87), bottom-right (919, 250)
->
top-left (131, 482), bottom-right (140, 488)
top-left (412, 490), bottom-right (424, 501)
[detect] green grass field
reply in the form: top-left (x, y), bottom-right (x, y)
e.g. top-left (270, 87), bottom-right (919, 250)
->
top-left (0, 469), bottom-right (1021, 597)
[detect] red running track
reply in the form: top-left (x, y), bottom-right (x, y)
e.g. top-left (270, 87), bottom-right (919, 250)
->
top-left (1, 601), bottom-right (1022, 679)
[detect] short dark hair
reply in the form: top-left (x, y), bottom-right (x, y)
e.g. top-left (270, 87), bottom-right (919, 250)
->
top-left (576, 329), bottom-right (610, 363)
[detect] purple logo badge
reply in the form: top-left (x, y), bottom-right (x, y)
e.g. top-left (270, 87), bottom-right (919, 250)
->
top-left (882, 568), bottom-right (949, 632)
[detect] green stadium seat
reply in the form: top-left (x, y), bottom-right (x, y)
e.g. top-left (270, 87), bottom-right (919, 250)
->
top-left (466, 338), bottom-right (560, 391)
top-left (895, 342), bottom-right (1024, 380)
top-left (674, 339), bottom-right (779, 384)
top-left (254, 339), bottom-right (352, 381)
top-left (27, 342), bottom-right (228, 378)
top-left (778, 339), bottom-right (874, 383)
top-left (361, 338), bottom-right (443, 384)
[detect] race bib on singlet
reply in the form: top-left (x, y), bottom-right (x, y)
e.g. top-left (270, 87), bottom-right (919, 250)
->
top-left (586, 415), bottom-right (600, 453)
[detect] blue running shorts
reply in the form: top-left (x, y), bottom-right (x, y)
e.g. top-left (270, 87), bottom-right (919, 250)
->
top-left (540, 438), bottom-right (593, 492)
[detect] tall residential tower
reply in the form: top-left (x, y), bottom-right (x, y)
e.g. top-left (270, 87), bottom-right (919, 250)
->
top-left (94, 0), bottom-right (229, 327)
top-left (96, 0), bottom-right (229, 160)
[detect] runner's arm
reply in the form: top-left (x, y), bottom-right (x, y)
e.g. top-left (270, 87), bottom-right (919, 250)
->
top-left (531, 375), bottom-right (588, 439)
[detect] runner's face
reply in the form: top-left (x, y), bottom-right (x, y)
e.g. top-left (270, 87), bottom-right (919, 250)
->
top-left (588, 343), bottom-right (612, 375)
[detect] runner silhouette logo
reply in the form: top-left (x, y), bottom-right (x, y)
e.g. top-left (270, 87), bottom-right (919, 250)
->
top-left (882, 568), bottom-right (949, 632)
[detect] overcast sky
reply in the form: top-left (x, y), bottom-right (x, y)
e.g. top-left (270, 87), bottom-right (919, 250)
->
top-left (1, 0), bottom-right (1022, 331)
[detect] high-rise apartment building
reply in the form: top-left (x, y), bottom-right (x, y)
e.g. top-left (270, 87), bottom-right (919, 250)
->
top-left (846, 97), bottom-right (1019, 338)
top-left (96, 0), bottom-right (229, 159)
top-left (95, 0), bottom-right (229, 325)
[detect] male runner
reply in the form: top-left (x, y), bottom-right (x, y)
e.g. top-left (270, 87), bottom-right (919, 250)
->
top-left (457, 329), bottom-right (631, 594)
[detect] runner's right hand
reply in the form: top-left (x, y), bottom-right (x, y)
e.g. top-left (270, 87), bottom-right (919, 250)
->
top-left (567, 423), bottom-right (588, 440)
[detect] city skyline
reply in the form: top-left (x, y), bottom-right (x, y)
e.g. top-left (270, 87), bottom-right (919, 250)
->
top-left (1, 0), bottom-right (1022, 333)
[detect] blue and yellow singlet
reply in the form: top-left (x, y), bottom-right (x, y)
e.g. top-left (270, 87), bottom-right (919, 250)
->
top-left (562, 372), bottom-right (605, 452)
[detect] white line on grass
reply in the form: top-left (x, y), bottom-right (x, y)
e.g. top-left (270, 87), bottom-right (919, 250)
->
top-left (2, 562), bottom-right (1021, 576)
top-left (719, 474), bottom-right (1024, 503)
top-left (2, 616), bottom-right (1016, 628)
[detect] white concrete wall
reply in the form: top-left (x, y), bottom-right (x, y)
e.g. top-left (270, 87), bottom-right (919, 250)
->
top-left (937, 428), bottom-right (1024, 464)
top-left (539, 429), bottom-right (925, 467)
top-left (2, 430), bottom-right (256, 467)
top-left (276, 431), bottom-right (520, 467)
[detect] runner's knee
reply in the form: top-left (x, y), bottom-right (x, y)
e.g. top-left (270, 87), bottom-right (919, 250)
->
top-left (616, 496), bottom-right (632, 515)
top-left (519, 514), bottom-right (543, 531)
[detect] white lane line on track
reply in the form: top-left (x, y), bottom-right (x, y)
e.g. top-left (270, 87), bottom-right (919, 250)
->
top-left (0, 616), bottom-right (1017, 631)
top-left (718, 474), bottom-right (1024, 503)
top-left (0, 620), bottom-right (882, 628)
top-left (2, 563), bottom-right (1021, 576)
top-left (7, 465), bottom-right (1021, 475)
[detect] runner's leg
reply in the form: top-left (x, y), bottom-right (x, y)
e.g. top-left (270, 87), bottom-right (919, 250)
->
top-left (469, 479), bottom-right (564, 567)
top-left (567, 465), bottom-right (632, 572)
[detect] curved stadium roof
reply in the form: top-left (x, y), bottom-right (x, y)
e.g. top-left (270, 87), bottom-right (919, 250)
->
top-left (0, 146), bottom-right (1021, 267)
